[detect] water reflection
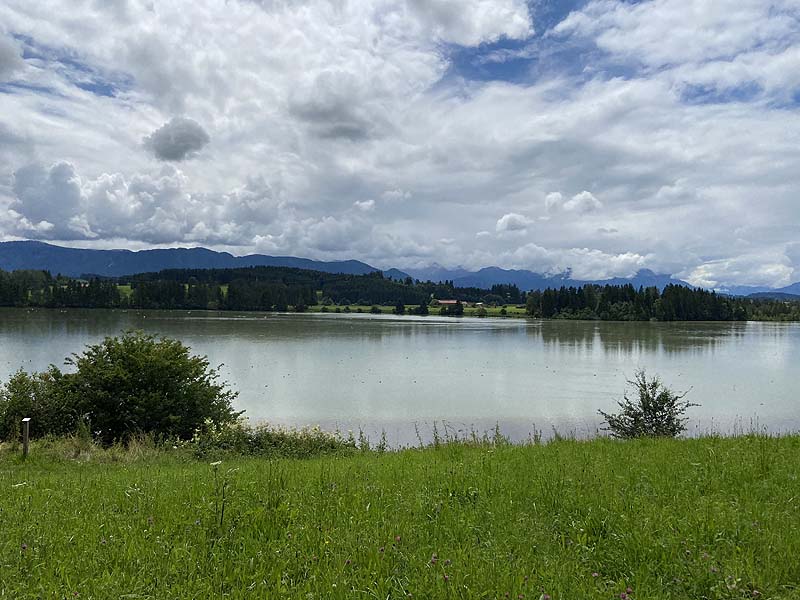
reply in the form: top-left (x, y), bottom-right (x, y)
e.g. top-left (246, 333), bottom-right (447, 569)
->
top-left (0, 308), bottom-right (798, 443)
top-left (530, 320), bottom-right (754, 356)
top-left (1, 309), bottom-right (766, 357)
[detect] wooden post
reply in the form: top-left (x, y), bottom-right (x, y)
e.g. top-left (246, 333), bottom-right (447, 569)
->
top-left (22, 418), bottom-right (31, 458)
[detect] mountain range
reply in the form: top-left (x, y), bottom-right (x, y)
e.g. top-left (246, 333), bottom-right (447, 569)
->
top-left (411, 265), bottom-right (692, 293)
top-left (0, 241), bottom-right (386, 278)
top-left (1, 241), bottom-right (798, 297)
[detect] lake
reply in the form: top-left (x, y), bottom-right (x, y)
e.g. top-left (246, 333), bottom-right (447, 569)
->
top-left (0, 308), bottom-right (798, 444)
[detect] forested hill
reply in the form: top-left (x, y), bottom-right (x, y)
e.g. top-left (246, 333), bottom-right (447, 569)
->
top-left (125, 266), bottom-right (493, 309)
top-left (0, 240), bottom-right (394, 278)
top-left (0, 265), bottom-right (798, 321)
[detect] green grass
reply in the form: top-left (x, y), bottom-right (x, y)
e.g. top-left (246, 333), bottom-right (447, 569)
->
top-left (306, 304), bottom-right (529, 317)
top-left (2, 436), bottom-right (799, 598)
top-left (464, 305), bottom-right (528, 317)
top-left (309, 304), bottom-right (388, 314)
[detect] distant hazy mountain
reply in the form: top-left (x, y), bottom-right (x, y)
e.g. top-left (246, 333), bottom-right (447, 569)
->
top-left (748, 281), bottom-right (800, 299)
top-left (722, 281), bottom-right (800, 297)
top-left (748, 291), bottom-right (800, 300)
top-left (403, 264), bottom-right (472, 282)
top-left (410, 266), bottom-right (693, 292)
top-left (447, 267), bottom-right (800, 296)
top-left (0, 241), bottom-right (393, 278)
top-left (451, 267), bottom-right (572, 290)
top-left (716, 284), bottom-right (771, 296)
top-left (382, 268), bottom-right (412, 280)
top-left (776, 282), bottom-right (800, 295)
top-left (593, 269), bottom-right (696, 290)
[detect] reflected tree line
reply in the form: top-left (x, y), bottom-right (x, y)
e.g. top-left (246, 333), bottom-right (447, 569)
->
top-left (529, 320), bottom-right (751, 355)
top-left (0, 267), bottom-right (799, 321)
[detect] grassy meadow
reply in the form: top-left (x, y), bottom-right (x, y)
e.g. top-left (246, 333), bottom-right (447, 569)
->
top-left (2, 435), bottom-right (799, 599)
top-left (307, 304), bottom-right (529, 317)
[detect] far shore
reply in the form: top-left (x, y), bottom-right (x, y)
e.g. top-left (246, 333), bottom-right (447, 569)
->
top-left (6, 304), bottom-right (800, 323)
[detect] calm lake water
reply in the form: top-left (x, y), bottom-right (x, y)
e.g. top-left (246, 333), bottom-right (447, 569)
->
top-left (0, 308), bottom-right (798, 444)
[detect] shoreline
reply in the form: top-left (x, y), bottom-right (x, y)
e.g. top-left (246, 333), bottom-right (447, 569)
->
top-left (4, 304), bottom-right (800, 323)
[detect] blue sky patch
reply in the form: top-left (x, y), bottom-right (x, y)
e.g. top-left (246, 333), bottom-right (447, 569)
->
top-left (14, 32), bottom-right (132, 99)
top-left (75, 79), bottom-right (118, 98)
top-left (440, 0), bottom-right (648, 88)
top-left (681, 82), bottom-right (764, 105)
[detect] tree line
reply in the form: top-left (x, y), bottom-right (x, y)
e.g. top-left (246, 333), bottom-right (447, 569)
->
top-left (0, 270), bottom-right (121, 308)
top-left (524, 284), bottom-right (750, 321)
top-left (0, 267), bottom-right (798, 321)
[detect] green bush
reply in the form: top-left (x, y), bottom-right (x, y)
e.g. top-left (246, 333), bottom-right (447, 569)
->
top-left (65, 331), bottom-right (240, 444)
top-left (0, 367), bottom-right (76, 440)
top-left (599, 370), bottom-right (696, 438)
top-left (0, 332), bottom-right (240, 444)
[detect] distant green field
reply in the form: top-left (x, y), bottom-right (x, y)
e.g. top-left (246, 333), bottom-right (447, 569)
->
top-left (1, 436), bottom-right (798, 598)
top-left (307, 304), bottom-right (529, 317)
top-left (116, 284), bottom-right (229, 300)
top-left (464, 305), bottom-right (528, 317)
top-left (309, 304), bottom-right (391, 314)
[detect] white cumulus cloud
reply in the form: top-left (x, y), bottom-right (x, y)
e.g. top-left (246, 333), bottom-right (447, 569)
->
top-left (407, 0), bottom-right (533, 46)
top-left (354, 199), bottom-right (375, 212)
top-left (496, 212), bottom-right (533, 232)
top-left (563, 191), bottom-right (602, 214)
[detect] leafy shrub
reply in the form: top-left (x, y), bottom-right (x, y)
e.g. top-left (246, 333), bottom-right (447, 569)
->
top-left (0, 331), bottom-right (240, 444)
top-left (0, 367), bottom-right (75, 440)
top-left (599, 370), bottom-right (696, 438)
top-left (64, 331), bottom-right (240, 444)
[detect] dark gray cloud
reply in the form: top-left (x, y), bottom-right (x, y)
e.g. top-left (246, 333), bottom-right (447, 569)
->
top-left (143, 117), bottom-right (210, 161)
top-left (289, 71), bottom-right (381, 141)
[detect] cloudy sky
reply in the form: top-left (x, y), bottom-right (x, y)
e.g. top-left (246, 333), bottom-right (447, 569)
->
top-left (1, 0), bottom-right (799, 288)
